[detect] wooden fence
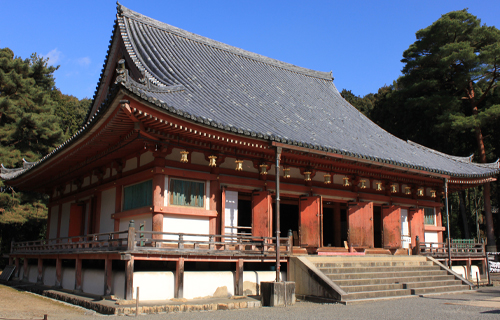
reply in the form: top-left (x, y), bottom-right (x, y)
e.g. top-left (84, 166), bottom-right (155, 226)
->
top-left (10, 226), bottom-right (292, 258)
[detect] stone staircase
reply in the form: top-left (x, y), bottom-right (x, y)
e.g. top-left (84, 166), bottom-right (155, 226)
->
top-left (291, 255), bottom-right (472, 303)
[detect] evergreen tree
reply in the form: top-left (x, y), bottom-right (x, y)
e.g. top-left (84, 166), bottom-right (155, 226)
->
top-left (0, 48), bottom-right (90, 265)
top-left (371, 10), bottom-right (500, 249)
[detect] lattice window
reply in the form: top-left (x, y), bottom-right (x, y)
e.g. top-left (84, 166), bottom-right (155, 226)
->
top-left (169, 178), bottom-right (204, 208)
top-left (424, 207), bottom-right (435, 225)
top-left (123, 180), bottom-right (153, 211)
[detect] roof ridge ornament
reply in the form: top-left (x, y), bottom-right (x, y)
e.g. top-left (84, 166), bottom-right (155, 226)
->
top-left (115, 59), bottom-right (129, 84)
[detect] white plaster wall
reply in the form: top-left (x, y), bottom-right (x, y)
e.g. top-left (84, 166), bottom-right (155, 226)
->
top-left (82, 176), bottom-right (90, 187)
top-left (82, 269), bottom-right (105, 296)
top-left (190, 151), bottom-right (207, 166)
top-left (60, 202), bottom-right (73, 238)
top-left (219, 156), bottom-right (236, 169)
top-left (183, 271), bottom-right (234, 299)
top-left (113, 271), bottom-right (125, 299)
top-left (133, 272), bottom-right (175, 300)
top-left (28, 265), bottom-right (38, 283)
top-left (163, 215), bottom-right (209, 241)
top-left (119, 214), bottom-right (152, 235)
top-left (103, 167), bottom-right (111, 179)
top-left (166, 148), bottom-right (183, 161)
top-left (43, 266), bottom-right (56, 286)
top-left (64, 184), bottom-right (71, 194)
top-left (100, 188), bottom-right (116, 234)
top-left (91, 174), bottom-right (98, 184)
top-left (425, 231), bottom-right (439, 247)
top-left (242, 271), bottom-right (286, 295)
top-left (62, 268), bottom-right (76, 290)
top-left (112, 168), bottom-right (117, 176)
top-left (123, 157), bottom-right (137, 172)
top-left (49, 205), bottom-right (59, 239)
top-left (140, 151), bottom-right (155, 166)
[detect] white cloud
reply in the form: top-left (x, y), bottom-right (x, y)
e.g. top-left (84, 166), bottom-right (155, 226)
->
top-left (45, 48), bottom-right (62, 65)
top-left (77, 57), bottom-right (91, 67)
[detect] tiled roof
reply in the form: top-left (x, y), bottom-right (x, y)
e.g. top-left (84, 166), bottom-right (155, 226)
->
top-left (113, 4), bottom-right (498, 178)
top-left (1, 4), bottom-right (498, 181)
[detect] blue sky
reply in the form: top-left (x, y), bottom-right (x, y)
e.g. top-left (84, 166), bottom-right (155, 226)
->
top-left (1, 0), bottom-right (498, 100)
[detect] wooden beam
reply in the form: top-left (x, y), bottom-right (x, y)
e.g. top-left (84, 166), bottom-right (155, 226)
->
top-left (55, 258), bottom-right (62, 288)
top-left (75, 257), bottom-right (82, 291)
top-left (36, 258), bottom-right (43, 284)
top-left (104, 256), bottom-right (112, 296)
top-left (125, 257), bottom-right (134, 300)
top-left (175, 258), bottom-right (184, 299)
top-left (235, 258), bottom-right (244, 296)
top-left (23, 257), bottom-right (28, 281)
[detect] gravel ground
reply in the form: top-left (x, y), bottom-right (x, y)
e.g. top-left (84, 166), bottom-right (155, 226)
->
top-left (1, 283), bottom-right (499, 319)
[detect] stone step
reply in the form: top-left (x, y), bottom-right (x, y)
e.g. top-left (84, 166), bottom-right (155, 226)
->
top-left (315, 260), bottom-right (433, 268)
top-left (327, 269), bottom-right (448, 280)
top-left (411, 285), bottom-right (470, 295)
top-left (318, 265), bottom-right (440, 274)
top-left (343, 288), bottom-right (412, 300)
top-left (340, 283), bottom-right (404, 293)
top-left (333, 274), bottom-right (456, 286)
top-left (402, 280), bottom-right (463, 289)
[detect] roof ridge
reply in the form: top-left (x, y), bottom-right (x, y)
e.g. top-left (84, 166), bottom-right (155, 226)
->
top-left (116, 3), bottom-right (333, 81)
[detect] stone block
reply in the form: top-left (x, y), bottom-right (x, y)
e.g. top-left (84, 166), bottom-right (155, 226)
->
top-left (261, 281), bottom-right (296, 307)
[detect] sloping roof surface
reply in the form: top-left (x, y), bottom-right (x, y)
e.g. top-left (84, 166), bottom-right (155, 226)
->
top-left (1, 4), bottom-right (498, 182)
top-left (114, 4), bottom-right (498, 178)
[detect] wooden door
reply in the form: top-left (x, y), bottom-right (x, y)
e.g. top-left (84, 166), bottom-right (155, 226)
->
top-left (348, 202), bottom-right (374, 248)
top-left (299, 196), bottom-right (321, 247)
top-left (409, 208), bottom-right (425, 249)
top-left (68, 204), bottom-right (84, 242)
top-left (382, 205), bottom-right (401, 249)
top-left (252, 191), bottom-right (272, 237)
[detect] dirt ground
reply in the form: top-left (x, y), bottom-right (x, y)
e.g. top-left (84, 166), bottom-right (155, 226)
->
top-left (0, 284), bottom-right (98, 320)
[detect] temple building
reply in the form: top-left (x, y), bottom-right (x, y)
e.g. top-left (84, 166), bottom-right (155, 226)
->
top-left (2, 3), bottom-right (498, 303)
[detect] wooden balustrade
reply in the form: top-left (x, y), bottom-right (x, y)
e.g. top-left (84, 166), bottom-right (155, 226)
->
top-left (10, 228), bottom-right (292, 258)
top-left (416, 241), bottom-right (486, 258)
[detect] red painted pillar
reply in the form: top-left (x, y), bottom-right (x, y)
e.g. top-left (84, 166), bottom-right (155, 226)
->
top-left (114, 185), bottom-right (122, 236)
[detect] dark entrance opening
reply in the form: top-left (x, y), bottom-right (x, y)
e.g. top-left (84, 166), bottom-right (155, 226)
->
top-left (373, 206), bottom-right (382, 248)
top-left (272, 199), bottom-right (299, 244)
top-left (323, 207), bottom-right (335, 247)
top-left (238, 192), bottom-right (252, 235)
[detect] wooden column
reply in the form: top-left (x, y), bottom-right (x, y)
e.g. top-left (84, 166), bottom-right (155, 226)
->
top-left (75, 257), bottom-right (82, 291)
top-left (94, 191), bottom-right (102, 234)
top-left (23, 257), bottom-right (28, 281)
top-left (46, 205), bottom-right (52, 240)
top-left (56, 203), bottom-right (62, 238)
top-left (152, 173), bottom-right (164, 240)
top-left (333, 202), bottom-right (341, 247)
top-left (55, 258), bottom-right (62, 288)
top-left (104, 256), bottom-right (112, 296)
top-left (14, 257), bottom-right (20, 278)
top-left (114, 185), bottom-right (122, 235)
top-left (210, 179), bottom-right (221, 235)
top-left (37, 258), bottom-right (43, 284)
top-left (125, 258), bottom-right (134, 300)
top-left (235, 259), bottom-right (244, 296)
top-left (175, 258), bottom-right (184, 299)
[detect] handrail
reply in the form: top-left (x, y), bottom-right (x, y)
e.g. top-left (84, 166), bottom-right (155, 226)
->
top-left (10, 228), bottom-right (292, 258)
top-left (416, 240), bottom-right (486, 258)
